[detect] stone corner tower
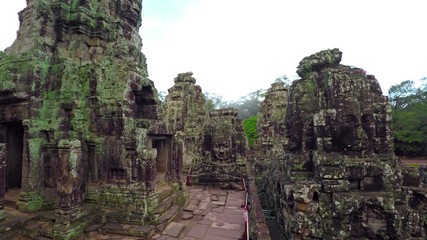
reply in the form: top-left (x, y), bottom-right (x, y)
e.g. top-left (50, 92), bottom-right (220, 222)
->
top-left (0, 1), bottom-right (184, 239)
top-left (262, 49), bottom-right (425, 239)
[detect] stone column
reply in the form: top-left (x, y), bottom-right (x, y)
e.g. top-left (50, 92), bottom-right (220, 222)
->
top-left (0, 144), bottom-right (6, 221)
top-left (17, 123), bottom-right (44, 213)
top-left (54, 139), bottom-right (84, 239)
top-left (144, 151), bottom-right (157, 192)
top-left (172, 131), bottom-right (185, 181)
top-left (20, 125), bottom-right (30, 193)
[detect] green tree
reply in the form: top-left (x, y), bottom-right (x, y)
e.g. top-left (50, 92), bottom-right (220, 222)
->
top-left (421, 77), bottom-right (427, 90)
top-left (388, 80), bottom-right (416, 116)
top-left (157, 90), bottom-right (167, 109)
top-left (388, 78), bottom-right (427, 156)
top-left (243, 115), bottom-right (258, 146)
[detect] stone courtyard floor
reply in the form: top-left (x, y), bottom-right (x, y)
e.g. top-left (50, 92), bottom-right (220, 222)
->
top-left (87, 185), bottom-right (246, 240)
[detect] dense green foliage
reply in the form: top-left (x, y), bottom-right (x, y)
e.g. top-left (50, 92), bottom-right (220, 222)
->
top-left (389, 78), bottom-right (427, 156)
top-left (243, 115), bottom-right (258, 146)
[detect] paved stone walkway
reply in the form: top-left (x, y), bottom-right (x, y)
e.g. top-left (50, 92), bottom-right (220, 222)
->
top-left (9, 186), bottom-right (246, 240)
top-left (151, 186), bottom-right (246, 240)
top-left (84, 186), bottom-right (246, 240)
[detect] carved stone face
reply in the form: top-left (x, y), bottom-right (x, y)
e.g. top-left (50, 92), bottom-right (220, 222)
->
top-left (213, 138), bottom-right (232, 161)
top-left (121, 0), bottom-right (142, 27)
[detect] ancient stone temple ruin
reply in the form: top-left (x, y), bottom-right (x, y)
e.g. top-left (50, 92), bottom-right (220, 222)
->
top-left (258, 48), bottom-right (426, 239)
top-left (0, 0), bottom-right (185, 239)
top-left (1, 1), bottom-right (425, 239)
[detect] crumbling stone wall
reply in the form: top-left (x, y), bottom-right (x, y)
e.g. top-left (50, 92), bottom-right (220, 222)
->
top-left (0, 0), bottom-right (177, 238)
top-left (260, 49), bottom-right (426, 239)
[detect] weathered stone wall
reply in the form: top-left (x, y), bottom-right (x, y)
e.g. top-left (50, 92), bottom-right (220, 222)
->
top-left (259, 49), bottom-right (426, 239)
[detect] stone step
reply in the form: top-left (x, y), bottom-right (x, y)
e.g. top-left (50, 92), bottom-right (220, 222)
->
top-left (156, 205), bottom-right (180, 231)
top-left (80, 204), bottom-right (105, 235)
top-left (181, 211), bottom-right (194, 220)
top-left (36, 210), bottom-right (56, 222)
top-left (105, 210), bottom-right (145, 225)
top-left (102, 222), bottom-right (156, 238)
top-left (84, 192), bottom-right (99, 204)
top-left (156, 180), bottom-right (170, 190)
top-left (0, 228), bottom-right (21, 240)
top-left (0, 216), bottom-right (28, 235)
top-left (84, 223), bottom-right (103, 233)
top-left (154, 189), bottom-right (186, 232)
top-left (21, 203), bottom-right (102, 239)
top-left (4, 200), bottom-right (19, 211)
top-left (153, 191), bottom-right (180, 216)
top-left (159, 205), bottom-right (180, 224)
top-left (156, 183), bottom-right (175, 204)
top-left (81, 203), bottom-right (101, 217)
top-left (162, 221), bottom-right (185, 238)
top-left (0, 218), bottom-right (25, 240)
top-left (22, 220), bottom-right (54, 239)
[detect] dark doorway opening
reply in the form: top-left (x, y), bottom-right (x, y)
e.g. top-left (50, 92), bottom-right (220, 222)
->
top-left (153, 139), bottom-right (169, 173)
top-left (151, 135), bottom-right (172, 182)
top-left (0, 122), bottom-right (24, 190)
top-left (0, 121), bottom-right (24, 206)
top-left (87, 143), bottom-right (98, 183)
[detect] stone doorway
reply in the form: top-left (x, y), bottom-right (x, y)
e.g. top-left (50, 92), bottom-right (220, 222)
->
top-left (151, 135), bottom-right (172, 183)
top-left (0, 121), bottom-right (24, 203)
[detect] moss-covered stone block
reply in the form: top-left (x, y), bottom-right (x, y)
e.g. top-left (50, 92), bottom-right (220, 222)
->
top-left (53, 219), bottom-right (85, 240)
top-left (17, 191), bottom-right (44, 213)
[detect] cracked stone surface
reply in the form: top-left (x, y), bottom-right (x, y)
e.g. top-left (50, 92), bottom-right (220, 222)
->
top-left (151, 186), bottom-right (246, 240)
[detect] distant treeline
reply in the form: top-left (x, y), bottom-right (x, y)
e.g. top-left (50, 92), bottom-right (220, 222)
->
top-left (389, 78), bottom-right (427, 156)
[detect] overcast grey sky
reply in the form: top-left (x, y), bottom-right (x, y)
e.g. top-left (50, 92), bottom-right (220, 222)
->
top-left (1, 1), bottom-right (426, 100)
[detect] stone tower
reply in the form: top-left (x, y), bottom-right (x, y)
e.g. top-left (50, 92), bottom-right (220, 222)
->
top-left (163, 72), bottom-right (208, 171)
top-left (163, 74), bottom-right (249, 187)
top-left (0, 1), bottom-right (182, 239)
top-left (254, 82), bottom-right (289, 172)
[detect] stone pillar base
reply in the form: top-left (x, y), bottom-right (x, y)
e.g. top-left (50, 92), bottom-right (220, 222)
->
top-left (53, 220), bottom-right (85, 240)
top-left (53, 205), bottom-right (84, 240)
top-left (85, 183), bottom-right (100, 204)
top-left (16, 191), bottom-right (44, 213)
